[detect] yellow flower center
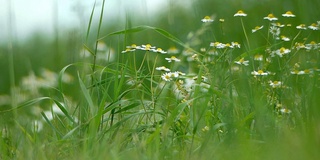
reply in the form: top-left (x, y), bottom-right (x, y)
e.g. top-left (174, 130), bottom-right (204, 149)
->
top-left (267, 14), bottom-right (275, 18)
top-left (280, 47), bottom-right (286, 53)
top-left (255, 26), bottom-right (261, 30)
top-left (304, 69), bottom-right (310, 73)
top-left (237, 10), bottom-right (244, 14)
top-left (310, 41), bottom-right (316, 45)
top-left (285, 11), bottom-right (293, 15)
top-left (257, 70), bottom-right (264, 74)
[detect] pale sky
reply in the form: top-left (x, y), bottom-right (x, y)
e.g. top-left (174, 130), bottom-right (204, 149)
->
top-left (0, 0), bottom-right (175, 43)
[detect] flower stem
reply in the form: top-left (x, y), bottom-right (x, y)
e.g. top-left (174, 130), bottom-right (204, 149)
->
top-left (241, 18), bottom-right (251, 51)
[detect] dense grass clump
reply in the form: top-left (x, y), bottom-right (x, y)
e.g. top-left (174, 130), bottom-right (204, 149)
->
top-left (1, 1), bottom-right (320, 159)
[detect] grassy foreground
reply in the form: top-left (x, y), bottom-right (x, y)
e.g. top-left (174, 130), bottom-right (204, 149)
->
top-left (1, 1), bottom-right (320, 159)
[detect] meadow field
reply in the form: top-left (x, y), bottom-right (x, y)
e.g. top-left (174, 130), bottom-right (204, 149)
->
top-left (1, 0), bottom-right (320, 159)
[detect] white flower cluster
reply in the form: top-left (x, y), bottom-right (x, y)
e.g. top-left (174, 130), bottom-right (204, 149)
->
top-left (122, 44), bottom-right (167, 54)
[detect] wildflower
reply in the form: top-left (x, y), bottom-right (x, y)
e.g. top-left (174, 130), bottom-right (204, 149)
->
top-left (192, 75), bottom-right (208, 82)
top-left (219, 19), bottom-right (225, 22)
top-left (210, 42), bottom-right (226, 49)
top-left (290, 69), bottom-right (313, 75)
top-left (165, 56), bottom-right (181, 62)
top-left (280, 35), bottom-right (290, 41)
top-left (264, 13), bottom-right (278, 21)
top-left (234, 58), bottom-right (249, 66)
top-left (121, 48), bottom-right (135, 53)
top-left (175, 71), bottom-right (186, 76)
top-left (182, 48), bottom-right (194, 56)
top-left (156, 66), bottom-right (170, 72)
top-left (282, 11), bottom-right (296, 17)
top-left (202, 126), bottom-right (210, 132)
top-left (167, 46), bottom-right (180, 54)
top-left (192, 54), bottom-right (199, 60)
top-left (96, 41), bottom-right (108, 52)
top-left (231, 42), bottom-right (241, 48)
top-left (122, 44), bottom-right (140, 53)
top-left (170, 72), bottom-right (179, 78)
top-left (234, 10), bottom-right (247, 17)
top-left (271, 22), bottom-right (285, 28)
top-left (272, 47), bottom-right (291, 57)
top-left (154, 48), bottom-right (167, 54)
top-left (126, 44), bottom-right (141, 49)
top-left (280, 108), bottom-right (292, 114)
top-left (290, 70), bottom-right (300, 75)
top-left (254, 54), bottom-right (263, 61)
top-left (252, 26), bottom-right (264, 33)
top-left (269, 26), bottom-right (280, 38)
top-left (208, 49), bottom-right (218, 55)
top-left (269, 81), bottom-right (282, 88)
top-left (293, 42), bottom-right (306, 50)
top-left (161, 73), bottom-right (172, 81)
top-left (251, 70), bottom-right (269, 76)
top-left (296, 24), bottom-right (307, 30)
top-left (141, 44), bottom-right (156, 51)
top-left (308, 23), bottom-right (319, 30)
top-left (201, 16), bottom-right (214, 22)
top-left (305, 41), bottom-right (319, 50)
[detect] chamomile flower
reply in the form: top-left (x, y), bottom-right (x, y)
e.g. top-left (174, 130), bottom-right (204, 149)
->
top-left (252, 26), bottom-right (264, 33)
top-left (175, 71), bottom-right (186, 76)
top-left (305, 41), bottom-right (319, 50)
top-left (234, 58), bottom-right (249, 66)
top-left (167, 46), bottom-right (180, 54)
top-left (208, 49), bottom-right (219, 55)
top-left (141, 44), bottom-right (156, 51)
top-left (296, 24), bottom-right (307, 30)
top-left (254, 54), bottom-right (263, 61)
top-left (126, 44), bottom-right (141, 49)
top-left (282, 11), bottom-right (296, 17)
top-left (280, 108), bottom-right (292, 114)
top-left (271, 22), bottom-right (285, 28)
top-left (231, 42), bottom-right (241, 48)
top-left (210, 42), bottom-right (225, 49)
top-left (290, 69), bottom-right (313, 75)
top-left (161, 73), bottom-right (172, 82)
top-left (280, 35), bottom-right (290, 41)
top-left (156, 66), bottom-right (170, 72)
top-left (122, 44), bottom-right (140, 53)
top-left (192, 75), bottom-right (208, 82)
top-left (269, 26), bottom-right (280, 38)
top-left (271, 47), bottom-right (291, 57)
top-left (202, 126), bottom-right (210, 132)
top-left (154, 48), bottom-right (167, 54)
top-left (234, 10), bottom-right (247, 17)
top-left (293, 42), bottom-right (306, 50)
top-left (308, 23), bottom-right (319, 30)
top-left (269, 81), bottom-right (282, 88)
top-left (201, 16), bottom-right (214, 22)
top-left (264, 13), bottom-right (278, 21)
top-left (121, 48), bottom-right (135, 53)
top-left (251, 70), bottom-right (269, 76)
top-left (165, 56), bottom-right (181, 62)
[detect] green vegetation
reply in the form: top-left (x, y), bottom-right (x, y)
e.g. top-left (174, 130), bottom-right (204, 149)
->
top-left (1, 0), bottom-right (320, 159)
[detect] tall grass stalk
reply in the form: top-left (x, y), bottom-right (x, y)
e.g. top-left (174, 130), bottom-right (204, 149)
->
top-left (6, 0), bottom-right (17, 122)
